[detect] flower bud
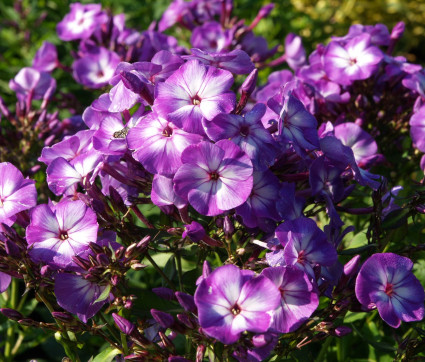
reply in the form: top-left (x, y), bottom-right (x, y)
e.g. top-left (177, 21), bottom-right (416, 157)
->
top-left (18, 318), bottom-right (37, 327)
top-left (223, 216), bottom-right (234, 237)
top-left (5, 239), bottom-right (20, 257)
top-left (332, 326), bottom-right (352, 337)
top-left (196, 344), bottom-right (206, 362)
top-left (391, 21), bottom-right (405, 40)
top-left (112, 313), bottom-right (135, 336)
top-left (151, 309), bottom-right (174, 328)
top-left (51, 311), bottom-right (74, 323)
top-left (176, 313), bottom-right (195, 329)
top-left (182, 221), bottom-right (205, 243)
top-left (96, 253), bottom-right (110, 266)
top-left (240, 68), bottom-right (258, 96)
top-left (175, 292), bottom-right (197, 313)
top-left (1, 308), bottom-right (23, 321)
top-left (115, 246), bottom-right (125, 260)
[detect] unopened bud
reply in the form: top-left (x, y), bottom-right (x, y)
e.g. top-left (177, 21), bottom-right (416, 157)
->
top-left (391, 21), bottom-right (405, 40)
top-left (115, 246), bottom-right (125, 260)
top-left (1, 308), bottom-right (23, 321)
top-left (112, 313), bottom-right (135, 335)
top-left (52, 311), bottom-right (74, 323)
top-left (332, 326), bottom-right (352, 337)
top-left (130, 263), bottom-right (146, 270)
top-left (175, 292), bottom-right (196, 313)
top-left (89, 242), bottom-right (104, 255)
top-left (177, 313), bottom-right (195, 329)
top-left (240, 68), bottom-right (258, 96)
top-left (196, 344), bottom-right (206, 362)
top-left (18, 318), bottom-right (37, 326)
top-left (5, 239), bottom-right (20, 257)
top-left (151, 309), bottom-right (174, 328)
top-left (96, 253), bottom-right (110, 266)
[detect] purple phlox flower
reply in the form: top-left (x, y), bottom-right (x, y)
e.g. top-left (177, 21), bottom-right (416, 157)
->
top-left (314, 79), bottom-right (350, 105)
top-left (151, 175), bottom-right (187, 214)
top-left (205, 103), bottom-right (277, 170)
top-left (240, 31), bottom-right (278, 63)
top-left (309, 155), bottom-right (345, 202)
top-left (158, 0), bottom-right (193, 32)
top-left (135, 30), bottom-right (182, 62)
top-left (57, 3), bottom-right (107, 41)
top-left (93, 115), bottom-right (130, 156)
top-left (27, 199), bottom-right (99, 269)
top-left (148, 50), bottom-right (185, 82)
top-left (233, 333), bottom-right (278, 362)
top-left (55, 272), bottom-right (109, 323)
top-left (108, 63), bottom-right (146, 113)
top-left (109, 53), bottom-right (184, 112)
top-left (128, 111), bottom-right (203, 177)
top-left (319, 136), bottom-right (382, 190)
top-left (191, 22), bottom-right (232, 53)
top-left (9, 67), bottom-right (56, 102)
top-left (190, 0), bottom-right (222, 21)
top-left (255, 70), bottom-right (293, 103)
top-left (355, 253), bottom-right (425, 328)
top-left (73, 46), bottom-right (121, 89)
top-left (261, 266), bottom-right (319, 333)
top-left (154, 59), bottom-right (236, 135)
top-left (274, 217), bottom-right (338, 277)
top-left (323, 34), bottom-right (383, 86)
top-left (173, 140), bottom-right (253, 216)
top-left (410, 105), bottom-right (425, 152)
top-left (0, 273), bottom-right (11, 293)
top-left (183, 48), bottom-right (255, 75)
top-left (82, 94), bottom-right (118, 130)
top-left (285, 33), bottom-right (306, 71)
top-left (276, 182), bottom-right (305, 221)
top-left (334, 122), bottom-right (379, 168)
top-left (235, 170), bottom-right (281, 230)
top-left (268, 91), bottom-right (319, 154)
top-left (402, 70), bottom-right (425, 99)
top-left (309, 155), bottom-right (349, 228)
top-left (39, 130), bottom-right (95, 166)
top-left (32, 41), bottom-right (58, 72)
top-left (46, 149), bottom-right (103, 196)
top-left (100, 172), bottom-right (138, 206)
top-left (194, 264), bottom-right (280, 344)
top-left (0, 163), bottom-right (37, 224)
top-left (382, 186), bottom-right (403, 217)
top-left (182, 221), bottom-right (206, 243)
top-left (382, 56), bottom-right (422, 82)
top-left (332, 24), bottom-right (390, 47)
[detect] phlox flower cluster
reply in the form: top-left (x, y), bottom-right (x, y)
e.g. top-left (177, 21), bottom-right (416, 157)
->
top-left (0, 1), bottom-right (424, 361)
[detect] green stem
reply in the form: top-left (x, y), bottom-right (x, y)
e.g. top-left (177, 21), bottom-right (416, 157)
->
top-left (120, 332), bottom-right (129, 356)
top-left (4, 279), bottom-right (18, 361)
top-left (98, 313), bottom-right (121, 342)
top-left (175, 252), bottom-right (184, 292)
top-left (36, 291), bottom-right (81, 362)
top-left (316, 336), bottom-right (333, 362)
top-left (145, 253), bottom-right (177, 290)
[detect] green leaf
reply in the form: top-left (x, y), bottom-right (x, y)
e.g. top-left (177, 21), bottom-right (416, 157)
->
top-left (344, 311), bottom-right (368, 323)
top-left (94, 284), bottom-right (111, 304)
top-left (90, 346), bottom-right (122, 362)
